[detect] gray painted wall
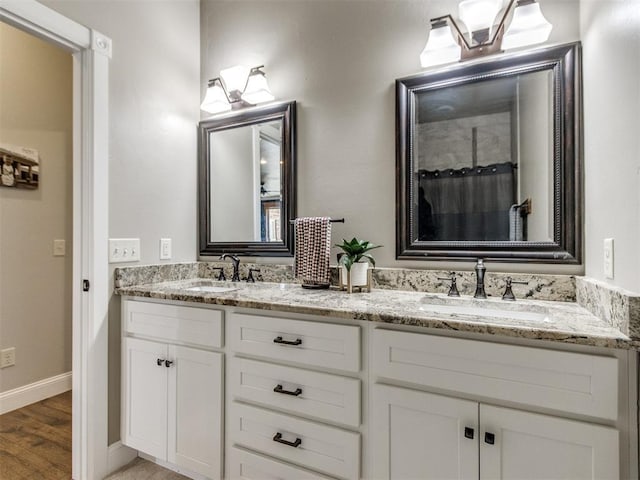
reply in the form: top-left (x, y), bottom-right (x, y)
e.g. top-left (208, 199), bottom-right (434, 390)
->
top-left (201, 0), bottom-right (581, 274)
top-left (580, 0), bottom-right (640, 292)
top-left (0, 23), bottom-right (73, 394)
top-left (42, 0), bottom-right (200, 443)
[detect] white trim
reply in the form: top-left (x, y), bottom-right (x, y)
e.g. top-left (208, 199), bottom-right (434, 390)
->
top-left (139, 452), bottom-right (212, 480)
top-left (0, 372), bottom-right (72, 415)
top-left (107, 442), bottom-right (138, 474)
top-left (0, 2), bottom-right (110, 479)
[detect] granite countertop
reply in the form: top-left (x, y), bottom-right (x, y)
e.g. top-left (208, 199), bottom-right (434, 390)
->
top-left (116, 278), bottom-right (633, 349)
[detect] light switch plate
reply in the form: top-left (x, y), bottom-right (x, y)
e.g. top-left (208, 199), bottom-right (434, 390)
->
top-left (53, 239), bottom-right (66, 256)
top-left (604, 238), bottom-right (614, 279)
top-left (1, 347), bottom-right (15, 368)
top-left (109, 238), bottom-right (141, 263)
top-left (160, 238), bottom-right (172, 260)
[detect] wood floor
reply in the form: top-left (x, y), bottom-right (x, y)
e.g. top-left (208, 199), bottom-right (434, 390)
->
top-left (0, 391), bottom-right (72, 479)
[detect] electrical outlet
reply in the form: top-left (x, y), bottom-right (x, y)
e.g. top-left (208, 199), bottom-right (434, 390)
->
top-left (160, 238), bottom-right (172, 260)
top-left (604, 238), bottom-right (614, 279)
top-left (1, 347), bottom-right (15, 368)
top-left (109, 238), bottom-right (141, 263)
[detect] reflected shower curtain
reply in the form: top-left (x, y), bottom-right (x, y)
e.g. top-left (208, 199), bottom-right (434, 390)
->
top-left (418, 162), bottom-right (516, 242)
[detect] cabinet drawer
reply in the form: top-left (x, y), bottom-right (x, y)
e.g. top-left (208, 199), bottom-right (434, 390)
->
top-left (229, 402), bottom-right (360, 480)
top-left (229, 358), bottom-right (361, 428)
top-left (229, 447), bottom-right (335, 480)
top-left (373, 329), bottom-right (619, 420)
top-left (123, 300), bottom-right (223, 348)
top-left (228, 313), bottom-right (360, 372)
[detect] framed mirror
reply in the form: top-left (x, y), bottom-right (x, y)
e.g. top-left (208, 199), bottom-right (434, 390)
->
top-left (396, 42), bottom-right (581, 264)
top-left (199, 101), bottom-right (296, 256)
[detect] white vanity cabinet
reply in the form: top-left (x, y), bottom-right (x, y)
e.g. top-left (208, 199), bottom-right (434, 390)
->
top-left (121, 300), bottom-right (224, 479)
top-left (371, 328), bottom-right (622, 480)
top-left (227, 312), bottom-right (362, 480)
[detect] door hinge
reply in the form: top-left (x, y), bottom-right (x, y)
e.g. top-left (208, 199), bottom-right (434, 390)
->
top-left (82, 279), bottom-right (90, 292)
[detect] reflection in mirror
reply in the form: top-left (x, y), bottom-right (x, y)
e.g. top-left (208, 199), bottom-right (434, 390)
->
top-left (415, 70), bottom-right (553, 243)
top-left (396, 43), bottom-right (582, 263)
top-left (199, 101), bottom-right (296, 257)
top-left (209, 120), bottom-right (282, 242)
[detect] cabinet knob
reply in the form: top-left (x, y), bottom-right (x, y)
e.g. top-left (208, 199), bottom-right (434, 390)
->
top-left (273, 336), bottom-right (302, 346)
top-left (164, 360), bottom-right (174, 368)
top-left (273, 432), bottom-right (302, 448)
top-left (156, 358), bottom-right (164, 366)
top-left (484, 432), bottom-right (495, 445)
top-left (273, 384), bottom-right (303, 396)
top-left (464, 427), bottom-right (474, 439)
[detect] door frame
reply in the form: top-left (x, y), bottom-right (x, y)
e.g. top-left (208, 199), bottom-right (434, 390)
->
top-left (0, 2), bottom-right (110, 479)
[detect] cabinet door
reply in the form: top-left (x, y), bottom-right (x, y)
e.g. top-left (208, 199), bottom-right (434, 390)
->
top-left (372, 384), bottom-right (478, 480)
top-left (122, 337), bottom-right (168, 459)
top-left (167, 346), bottom-right (223, 479)
top-left (480, 405), bottom-right (619, 479)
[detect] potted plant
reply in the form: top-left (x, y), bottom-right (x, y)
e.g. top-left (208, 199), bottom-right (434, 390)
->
top-left (335, 237), bottom-right (382, 289)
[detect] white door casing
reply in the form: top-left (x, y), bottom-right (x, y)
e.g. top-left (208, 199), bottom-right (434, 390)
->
top-left (0, 2), bottom-right (110, 479)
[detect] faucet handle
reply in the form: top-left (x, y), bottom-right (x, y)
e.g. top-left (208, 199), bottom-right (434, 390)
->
top-left (437, 274), bottom-right (460, 297)
top-left (502, 276), bottom-right (529, 301)
top-left (211, 267), bottom-right (226, 281)
top-left (246, 268), bottom-right (261, 283)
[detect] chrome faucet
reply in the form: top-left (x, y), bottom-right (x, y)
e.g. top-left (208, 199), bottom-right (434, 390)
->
top-left (220, 254), bottom-right (241, 282)
top-left (474, 258), bottom-right (487, 299)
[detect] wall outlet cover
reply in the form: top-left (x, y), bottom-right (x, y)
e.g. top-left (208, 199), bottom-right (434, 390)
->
top-left (1, 347), bottom-right (16, 368)
top-left (160, 238), bottom-right (172, 260)
top-left (603, 238), bottom-right (614, 279)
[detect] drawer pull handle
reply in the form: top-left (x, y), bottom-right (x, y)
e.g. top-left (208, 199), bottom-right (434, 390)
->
top-left (464, 427), bottom-right (474, 439)
top-left (156, 358), bottom-right (164, 366)
top-left (273, 432), bottom-right (302, 448)
top-left (273, 384), bottom-right (303, 396)
top-left (484, 432), bottom-right (495, 445)
top-left (164, 360), bottom-right (173, 368)
top-left (273, 336), bottom-right (302, 346)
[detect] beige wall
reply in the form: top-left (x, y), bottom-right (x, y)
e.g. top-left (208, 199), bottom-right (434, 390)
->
top-left (42, 0), bottom-right (201, 444)
top-left (0, 23), bottom-right (73, 393)
top-left (580, 0), bottom-right (640, 292)
top-left (201, 0), bottom-right (581, 274)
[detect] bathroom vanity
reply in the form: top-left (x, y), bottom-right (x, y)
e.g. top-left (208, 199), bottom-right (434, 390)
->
top-left (117, 278), bottom-right (637, 480)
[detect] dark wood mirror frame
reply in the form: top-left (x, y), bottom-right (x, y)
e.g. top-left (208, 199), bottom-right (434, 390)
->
top-left (396, 42), bottom-right (582, 264)
top-left (198, 101), bottom-right (296, 257)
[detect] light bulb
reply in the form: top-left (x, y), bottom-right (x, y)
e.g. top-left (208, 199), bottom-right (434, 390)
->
top-left (220, 65), bottom-right (250, 93)
top-left (420, 21), bottom-right (461, 68)
top-left (200, 79), bottom-right (231, 114)
top-left (458, 0), bottom-right (503, 39)
top-left (503, 0), bottom-right (552, 50)
top-left (241, 70), bottom-right (275, 104)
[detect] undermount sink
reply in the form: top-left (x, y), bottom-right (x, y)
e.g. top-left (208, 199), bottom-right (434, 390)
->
top-left (419, 303), bottom-right (551, 323)
top-left (185, 285), bottom-right (238, 293)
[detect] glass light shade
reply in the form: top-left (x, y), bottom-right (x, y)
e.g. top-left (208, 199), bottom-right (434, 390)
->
top-left (458, 0), bottom-right (503, 37)
top-left (220, 65), bottom-right (250, 92)
top-left (420, 23), bottom-right (461, 67)
top-left (200, 80), bottom-right (231, 114)
top-left (502, 1), bottom-right (552, 50)
top-left (241, 71), bottom-right (275, 104)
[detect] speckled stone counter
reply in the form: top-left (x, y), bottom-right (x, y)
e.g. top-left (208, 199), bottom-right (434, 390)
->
top-left (116, 278), bottom-right (633, 350)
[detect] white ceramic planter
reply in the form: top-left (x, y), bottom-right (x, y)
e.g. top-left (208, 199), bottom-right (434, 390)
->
top-left (341, 262), bottom-right (369, 287)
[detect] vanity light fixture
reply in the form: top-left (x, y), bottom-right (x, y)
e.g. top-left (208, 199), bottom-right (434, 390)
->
top-left (420, 0), bottom-right (552, 68)
top-left (200, 65), bottom-right (275, 114)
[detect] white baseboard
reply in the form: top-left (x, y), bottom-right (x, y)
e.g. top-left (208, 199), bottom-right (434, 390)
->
top-left (139, 452), bottom-right (210, 480)
top-left (107, 441), bottom-right (137, 474)
top-left (0, 371), bottom-right (72, 415)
